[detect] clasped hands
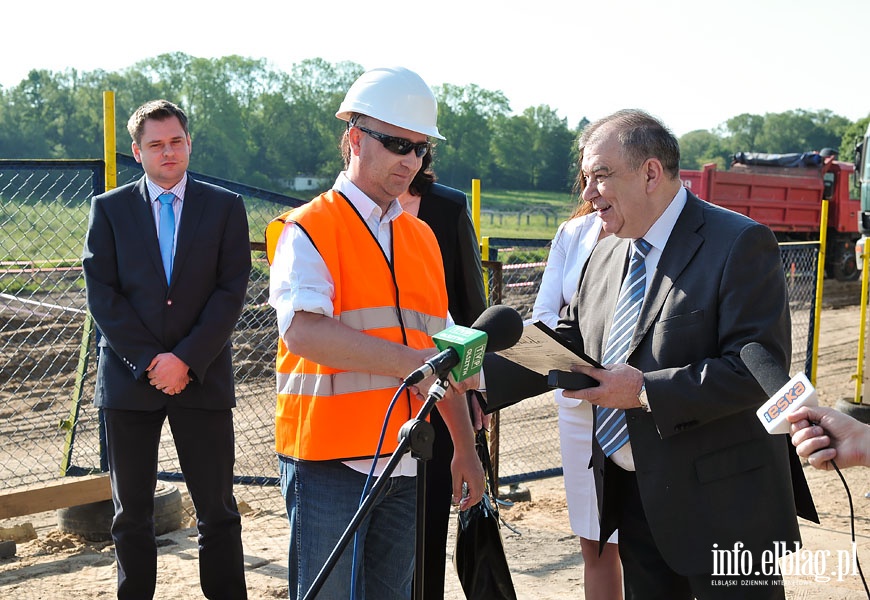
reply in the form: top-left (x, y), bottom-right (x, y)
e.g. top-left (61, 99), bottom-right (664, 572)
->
top-left (146, 352), bottom-right (191, 395)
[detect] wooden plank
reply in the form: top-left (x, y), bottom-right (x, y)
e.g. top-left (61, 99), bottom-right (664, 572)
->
top-left (0, 474), bottom-right (112, 520)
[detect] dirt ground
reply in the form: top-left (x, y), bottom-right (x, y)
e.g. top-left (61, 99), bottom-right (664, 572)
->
top-left (2, 290), bottom-right (870, 599)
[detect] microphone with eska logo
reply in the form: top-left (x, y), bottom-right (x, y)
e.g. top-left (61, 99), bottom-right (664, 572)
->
top-left (740, 342), bottom-right (819, 434)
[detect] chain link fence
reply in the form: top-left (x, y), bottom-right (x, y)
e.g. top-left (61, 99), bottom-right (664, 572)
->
top-left (0, 160), bottom-right (822, 507)
top-left (0, 157), bottom-right (302, 507)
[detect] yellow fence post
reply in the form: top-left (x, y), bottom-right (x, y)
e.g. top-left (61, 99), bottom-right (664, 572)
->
top-left (104, 91), bottom-right (116, 192)
top-left (810, 200), bottom-right (828, 386)
top-left (472, 179), bottom-right (490, 305)
top-left (471, 179), bottom-right (481, 244)
top-left (854, 244), bottom-right (869, 404)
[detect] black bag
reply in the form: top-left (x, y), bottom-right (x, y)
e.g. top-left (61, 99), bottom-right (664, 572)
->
top-left (453, 428), bottom-right (518, 600)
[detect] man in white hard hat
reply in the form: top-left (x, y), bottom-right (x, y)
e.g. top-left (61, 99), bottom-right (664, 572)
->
top-left (265, 66), bottom-right (485, 599)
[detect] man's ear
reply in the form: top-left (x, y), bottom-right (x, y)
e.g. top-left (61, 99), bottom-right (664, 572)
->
top-left (348, 126), bottom-right (363, 156)
top-left (644, 158), bottom-right (664, 193)
top-left (131, 141), bottom-right (142, 164)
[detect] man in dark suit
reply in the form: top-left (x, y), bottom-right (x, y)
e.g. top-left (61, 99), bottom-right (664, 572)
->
top-left (82, 99), bottom-right (250, 599)
top-left (559, 109), bottom-right (816, 599)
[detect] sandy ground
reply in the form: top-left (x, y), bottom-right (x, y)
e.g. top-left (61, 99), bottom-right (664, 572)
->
top-left (2, 299), bottom-right (870, 599)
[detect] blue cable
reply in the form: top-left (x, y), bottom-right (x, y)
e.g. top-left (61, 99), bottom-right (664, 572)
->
top-left (349, 381), bottom-right (408, 599)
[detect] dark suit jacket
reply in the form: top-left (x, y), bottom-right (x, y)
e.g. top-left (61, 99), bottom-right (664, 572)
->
top-left (559, 192), bottom-right (816, 575)
top-left (82, 176), bottom-right (251, 411)
top-left (417, 183), bottom-right (486, 327)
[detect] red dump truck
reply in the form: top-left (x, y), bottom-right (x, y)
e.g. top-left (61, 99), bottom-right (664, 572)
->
top-left (680, 151), bottom-right (860, 280)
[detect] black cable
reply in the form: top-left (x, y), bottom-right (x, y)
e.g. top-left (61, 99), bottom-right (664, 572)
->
top-left (830, 458), bottom-right (870, 598)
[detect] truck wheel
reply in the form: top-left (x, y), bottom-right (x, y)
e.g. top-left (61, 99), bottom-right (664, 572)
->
top-left (56, 481), bottom-right (184, 542)
top-left (831, 241), bottom-right (859, 281)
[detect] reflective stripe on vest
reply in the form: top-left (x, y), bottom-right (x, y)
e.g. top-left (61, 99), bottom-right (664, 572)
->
top-left (277, 371), bottom-right (401, 397)
top-left (339, 306), bottom-right (445, 336)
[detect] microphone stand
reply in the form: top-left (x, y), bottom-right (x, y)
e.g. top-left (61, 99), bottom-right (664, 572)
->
top-left (302, 377), bottom-right (449, 600)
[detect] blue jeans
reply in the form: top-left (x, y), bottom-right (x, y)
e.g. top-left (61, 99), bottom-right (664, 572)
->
top-left (279, 456), bottom-right (416, 600)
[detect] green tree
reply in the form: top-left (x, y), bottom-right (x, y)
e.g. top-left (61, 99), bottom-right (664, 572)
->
top-left (525, 105), bottom-right (574, 191)
top-left (721, 113), bottom-right (764, 155)
top-left (679, 129), bottom-right (727, 170)
top-left (0, 69), bottom-right (104, 159)
top-left (434, 83), bottom-right (511, 188)
top-left (756, 109), bottom-right (849, 153)
top-left (279, 58), bottom-right (363, 181)
top-left (490, 113), bottom-right (537, 189)
top-left (838, 114), bottom-right (870, 164)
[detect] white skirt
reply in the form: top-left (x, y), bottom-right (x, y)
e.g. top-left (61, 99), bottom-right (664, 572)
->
top-left (556, 393), bottom-right (617, 543)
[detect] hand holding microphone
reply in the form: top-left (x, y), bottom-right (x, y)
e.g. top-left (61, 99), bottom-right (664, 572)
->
top-left (787, 405), bottom-right (870, 470)
top-left (742, 342), bottom-right (870, 469)
top-left (404, 305), bottom-right (524, 387)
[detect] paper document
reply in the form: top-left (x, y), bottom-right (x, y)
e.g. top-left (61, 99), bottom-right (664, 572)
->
top-left (495, 321), bottom-right (602, 376)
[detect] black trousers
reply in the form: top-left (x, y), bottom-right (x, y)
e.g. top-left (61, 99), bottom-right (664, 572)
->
top-left (611, 461), bottom-right (785, 600)
top-left (103, 406), bottom-right (247, 600)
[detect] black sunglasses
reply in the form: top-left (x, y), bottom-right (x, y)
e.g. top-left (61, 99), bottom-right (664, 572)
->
top-left (355, 125), bottom-right (430, 158)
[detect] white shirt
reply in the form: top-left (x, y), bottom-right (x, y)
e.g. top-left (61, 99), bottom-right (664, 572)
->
top-left (268, 173), bottom-right (417, 477)
top-left (611, 186), bottom-right (688, 471)
top-left (532, 212), bottom-right (603, 408)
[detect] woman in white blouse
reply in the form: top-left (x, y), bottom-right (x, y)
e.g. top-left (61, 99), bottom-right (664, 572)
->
top-left (532, 193), bottom-right (622, 599)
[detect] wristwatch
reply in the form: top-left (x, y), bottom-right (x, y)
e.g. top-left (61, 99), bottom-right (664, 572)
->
top-left (637, 382), bottom-right (651, 412)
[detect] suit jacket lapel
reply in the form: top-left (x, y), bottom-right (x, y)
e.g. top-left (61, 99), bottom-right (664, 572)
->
top-left (632, 193), bottom-right (704, 351)
top-left (131, 177), bottom-right (167, 287)
top-left (172, 177), bottom-right (206, 287)
top-left (575, 235), bottom-right (630, 362)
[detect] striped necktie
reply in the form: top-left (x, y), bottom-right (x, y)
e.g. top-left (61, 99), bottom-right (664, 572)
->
top-left (595, 238), bottom-right (652, 456)
top-left (157, 192), bottom-right (175, 283)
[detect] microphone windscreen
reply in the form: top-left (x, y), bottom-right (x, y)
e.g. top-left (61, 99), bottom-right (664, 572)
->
top-left (471, 305), bottom-right (524, 352)
top-left (740, 342), bottom-right (790, 398)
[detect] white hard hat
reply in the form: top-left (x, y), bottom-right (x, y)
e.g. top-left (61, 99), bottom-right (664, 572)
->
top-left (336, 66), bottom-right (445, 140)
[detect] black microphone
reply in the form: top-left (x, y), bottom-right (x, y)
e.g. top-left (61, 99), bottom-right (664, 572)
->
top-left (404, 305), bottom-right (524, 385)
top-left (740, 342), bottom-right (818, 434)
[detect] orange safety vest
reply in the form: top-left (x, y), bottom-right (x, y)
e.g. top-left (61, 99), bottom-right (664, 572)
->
top-left (265, 190), bottom-right (447, 461)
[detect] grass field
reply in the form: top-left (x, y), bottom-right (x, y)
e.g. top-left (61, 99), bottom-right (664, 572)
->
top-left (475, 188), bottom-right (574, 240)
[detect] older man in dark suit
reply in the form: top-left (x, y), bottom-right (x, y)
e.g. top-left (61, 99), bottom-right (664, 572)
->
top-left (560, 109), bottom-right (817, 599)
top-left (82, 99), bottom-right (250, 599)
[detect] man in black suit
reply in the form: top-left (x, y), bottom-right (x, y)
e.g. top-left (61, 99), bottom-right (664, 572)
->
top-left (560, 109), bottom-right (816, 599)
top-left (82, 99), bottom-right (250, 599)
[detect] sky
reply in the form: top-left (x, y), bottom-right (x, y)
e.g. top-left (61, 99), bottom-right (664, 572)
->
top-left (3, 0), bottom-right (868, 137)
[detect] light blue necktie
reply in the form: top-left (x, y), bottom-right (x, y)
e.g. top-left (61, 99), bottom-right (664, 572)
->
top-left (157, 192), bottom-right (175, 283)
top-left (595, 238), bottom-right (652, 456)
